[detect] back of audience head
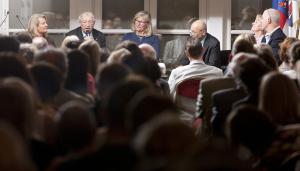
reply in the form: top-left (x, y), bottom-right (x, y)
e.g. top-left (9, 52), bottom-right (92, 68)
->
top-left (279, 37), bottom-right (299, 64)
top-left (105, 75), bottom-right (153, 132)
top-left (139, 43), bottom-right (157, 61)
top-left (185, 37), bottom-right (203, 59)
top-left (19, 43), bottom-right (37, 65)
top-left (254, 43), bottom-right (277, 70)
top-left (259, 72), bottom-right (300, 125)
top-left (126, 90), bottom-right (178, 134)
top-left (288, 40), bottom-right (300, 68)
top-left (96, 63), bottom-right (131, 100)
top-left (0, 52), bottom-right (33, 85)
top-left (65, 50), bottom-right (89, 95)
top-left (34, 48), bottom-right (68, 77)
top-left (0, 78), bottom-right (35, 141)
top-left (236, 57), bottom-right (271, 93)
top-left (232, 34), bottom-right (256, 56)
top-left (173, 138), bottom-right (253, 171)
top-left (32, 37), bottom-right (48, 50)
top-left (55, 101), bottom-right (97, 152)
top-left (107, 48), bottom-right (131, 64)
top-left (227, 52), bottom-right (257, 78)
top-left (134, 114), bottom-right (197, 164)
top-left (79, 39), bottom-right (101, 77)
top-left (115, 40), bottom-right (144, 58)
top-left (0, 121), bottom-right (37, 171)
top-left (14, 31), bottom-right (33, 44)
top-left (0, 35), bottom-right (20, 53)
top-left (61, 35), bottom-right (81, 52)
top-left (114, 40), bottom-right (148, 76)
top-left (30, 62), bottom-right (63, 103)
top-left (226, 104), bottom-right (276, 157)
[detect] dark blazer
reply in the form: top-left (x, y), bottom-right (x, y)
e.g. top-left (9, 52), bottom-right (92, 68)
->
top-left (211, 87), bottom-right (247, 136)
top-left (268, 28), bottom-right (286, 65)
top-left (65, 27), bottom-right (106, 48)
top-left (180, 33), bottom-right (221, 68)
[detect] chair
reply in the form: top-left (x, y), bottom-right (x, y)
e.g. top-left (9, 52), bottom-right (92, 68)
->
top-left (174, 78), bottom-right (202, 123)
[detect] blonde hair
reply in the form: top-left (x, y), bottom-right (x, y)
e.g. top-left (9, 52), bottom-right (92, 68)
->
top-left (79, 40), bottom-right (101, 76)
top-left (131, 11), bottom-right (153, 37)
top-left (259, 72), bottom-right (300, 125)
top-left (27, 14), bottom-right (48, 37)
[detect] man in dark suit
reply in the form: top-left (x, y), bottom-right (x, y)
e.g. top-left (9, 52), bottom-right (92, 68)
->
top-left (65, 12), bottom-right (106, 48)
top-left (261, 8), bottom-right (286, 65)
top-left (180, 20), bottom-right (221, 68)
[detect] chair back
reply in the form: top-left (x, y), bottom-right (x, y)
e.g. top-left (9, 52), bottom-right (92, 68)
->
top-left (175, 78), bottom-right (202, 119)
top-left (177, 79), bottom-right (201, 99)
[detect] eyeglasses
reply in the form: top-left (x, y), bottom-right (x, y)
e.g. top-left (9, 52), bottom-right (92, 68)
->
top-left (135, 19), bottom-right (149, 25)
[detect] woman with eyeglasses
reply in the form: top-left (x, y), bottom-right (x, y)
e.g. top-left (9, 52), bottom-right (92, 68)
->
top-left (122, 11), bottom-right (160, 60)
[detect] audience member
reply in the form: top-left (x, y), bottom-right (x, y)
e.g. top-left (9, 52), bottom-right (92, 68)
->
top-left (168, 37), bottom-right (223, 99)
top-left (0, 35), bottom-right (20, 53)
top-left (79, 39), bottom-right (102, 77)
top-left (14, 31), bottom-right (33, 43)
top-left (283, 40), bottom-right (300, 79)
top-left (254, 43), bottom-right (278, 70)
top-left (259, 72), bottom-right (300, 125)
top-left (61, 35), bottom-right (81, 52)
top-left (278, 37), bottom-right (299, 72)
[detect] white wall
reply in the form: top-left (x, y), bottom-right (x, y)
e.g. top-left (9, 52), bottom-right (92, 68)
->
top-left (206, 0), bottom-right (231, 50)
top-left (0, 0), bottom-right (9, 34)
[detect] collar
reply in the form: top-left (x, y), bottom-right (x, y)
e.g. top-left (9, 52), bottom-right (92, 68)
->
top-left (266, 26), bottom-right (280, 37)
top-left (189, 60), bottom-right (205, 65)
top-left (201, 35), bottom-right (207, 46)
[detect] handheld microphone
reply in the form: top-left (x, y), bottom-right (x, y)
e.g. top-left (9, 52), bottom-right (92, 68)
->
top-left (0, 11), bottom-right (10, 28)
top-left (16, 15), bottom-right (26, 30)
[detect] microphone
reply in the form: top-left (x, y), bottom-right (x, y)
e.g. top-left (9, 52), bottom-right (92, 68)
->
top-left (16, 15), bottom-right (26, 30)
top-left (0, 11), bottom-right (9, 28)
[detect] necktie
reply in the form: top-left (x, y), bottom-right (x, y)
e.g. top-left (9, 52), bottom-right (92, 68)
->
top-left (261, 36), bottom-right (266, 43)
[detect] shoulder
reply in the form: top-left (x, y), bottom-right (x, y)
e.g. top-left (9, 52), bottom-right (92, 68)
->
top-left (206, 33), bottom-right (220, 45)
top-left (92, 29), bottom-right (104, 36)
top-left (66, 27), bottom-right (81, 35)
top-left (272, 28), bottom-right (286, 39)
top-left (207, 33), bottom-right (219, 42)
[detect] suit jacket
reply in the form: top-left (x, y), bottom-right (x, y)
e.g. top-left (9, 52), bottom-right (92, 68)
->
top-left (195, 77), bottom-right (236, 134)
top-left (65, 27), bottom-right (106, 48)
top-left (211, 87), bottom-right (247, 136)
top-left (268, 28), bottom-right (286, 65)
top-left (180, 33), bottom-right (221, 68)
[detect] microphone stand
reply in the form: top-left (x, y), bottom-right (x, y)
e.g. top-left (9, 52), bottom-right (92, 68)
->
top-left (0, 11), bottom-right (10, 28)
